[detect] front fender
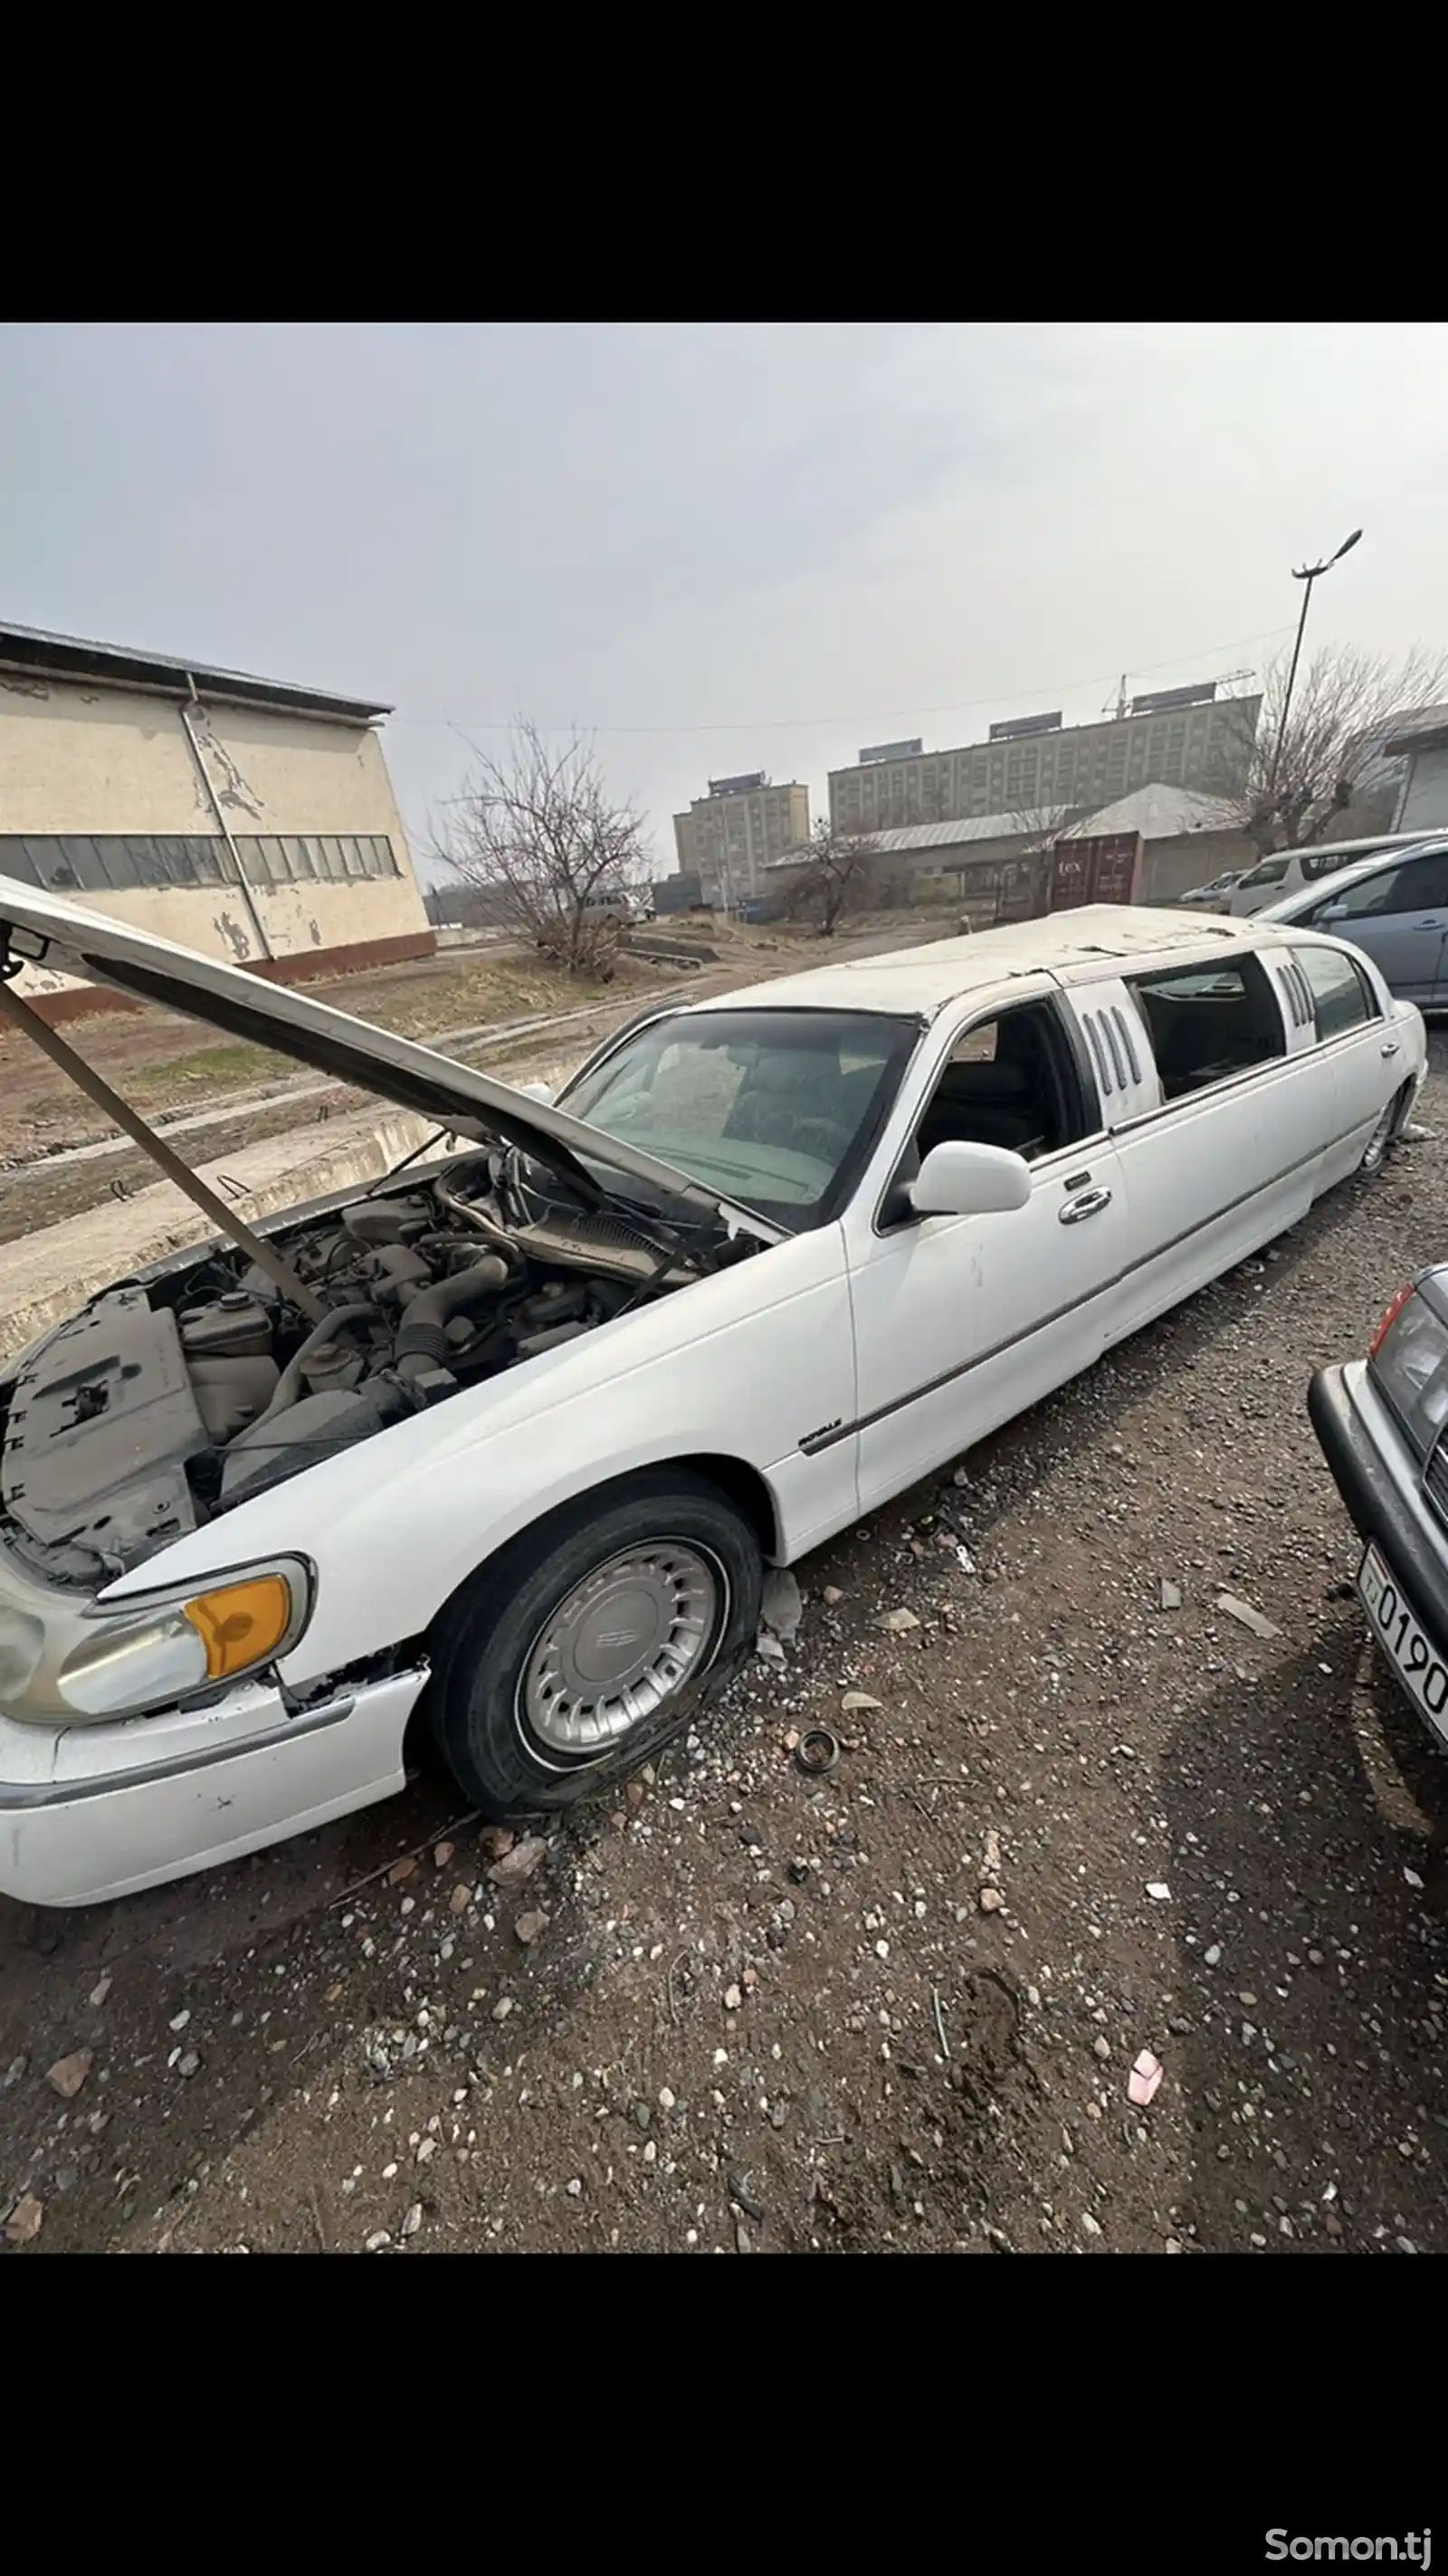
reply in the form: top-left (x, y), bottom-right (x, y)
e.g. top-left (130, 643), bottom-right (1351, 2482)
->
top-left (104, 1224), bottom-right (857, 1681)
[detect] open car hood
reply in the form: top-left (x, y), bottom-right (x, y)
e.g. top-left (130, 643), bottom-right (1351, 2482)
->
top-left (0, 876), bottom-right (727, 1221)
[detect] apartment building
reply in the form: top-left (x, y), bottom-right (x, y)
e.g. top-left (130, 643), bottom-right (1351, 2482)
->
top-left (672, 771), bottom-right (809, 904)
top-left (828, 688), bottom-right (1262, 838)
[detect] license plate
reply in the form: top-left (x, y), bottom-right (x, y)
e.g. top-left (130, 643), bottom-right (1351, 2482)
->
top-left (1358, 1542), bottom-right (1448, 1741)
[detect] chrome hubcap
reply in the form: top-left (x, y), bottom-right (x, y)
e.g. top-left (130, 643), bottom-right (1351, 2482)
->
top-left (520, 1542), bottom-right (720, 1758)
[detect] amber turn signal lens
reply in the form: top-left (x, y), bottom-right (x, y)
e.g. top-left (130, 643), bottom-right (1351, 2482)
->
top-left (183, 1574), bottom-right (293, 1680)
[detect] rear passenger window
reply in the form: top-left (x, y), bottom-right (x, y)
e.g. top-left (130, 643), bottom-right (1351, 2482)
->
top-left (911, 1000), bottom-right (1089, 1166)
top-left (1294, 944), bottom-right (1379, 1040)
top-left (1128, 955), bottom-right (1285, 1102)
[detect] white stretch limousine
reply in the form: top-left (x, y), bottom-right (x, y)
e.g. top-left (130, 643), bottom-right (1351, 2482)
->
top-left (0, 886), bottom-right (1425, 1904)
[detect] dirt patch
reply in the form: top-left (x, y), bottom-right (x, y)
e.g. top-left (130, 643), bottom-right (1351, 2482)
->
top-left (3, 1036), bottom-right (1446, 2256)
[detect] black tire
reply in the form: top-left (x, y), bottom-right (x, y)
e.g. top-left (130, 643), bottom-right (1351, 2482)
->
top-left (424, 1470), bottom-right (763, 1818)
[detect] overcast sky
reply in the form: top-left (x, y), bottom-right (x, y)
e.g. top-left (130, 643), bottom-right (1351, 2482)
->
top-left (4, 322), bottom-right (1447, 879)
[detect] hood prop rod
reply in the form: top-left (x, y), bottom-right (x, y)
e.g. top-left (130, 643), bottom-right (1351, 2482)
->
top-left (0, 980), bottom-right (328, 1321)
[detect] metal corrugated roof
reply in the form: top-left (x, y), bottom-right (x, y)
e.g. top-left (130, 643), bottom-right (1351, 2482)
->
top-left (1059, 785), bottom-right (1243, 842)
top-left (764, 809), bottom-right (1069, 870)
top-left (0, 620), bottom-right (390, 723)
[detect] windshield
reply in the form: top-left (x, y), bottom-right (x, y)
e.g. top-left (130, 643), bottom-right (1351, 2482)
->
top-left (1239, 855), bottom-right (1290, 890)
top-left (559, 1007), bottom-right (919, 1228)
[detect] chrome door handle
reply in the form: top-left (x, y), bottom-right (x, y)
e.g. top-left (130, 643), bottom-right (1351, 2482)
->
top-left (1381, 1042), bottom-right (1401, 1058)
top-left (1059, 1187), bottom-right (1112, 1224)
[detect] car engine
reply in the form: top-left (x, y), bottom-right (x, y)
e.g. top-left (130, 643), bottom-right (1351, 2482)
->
top-left (0, 1149), bottom-right (723, 1585)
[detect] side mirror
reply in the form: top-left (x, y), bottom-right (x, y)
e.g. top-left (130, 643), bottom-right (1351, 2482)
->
top-left (910, 1139), bottom-right (1033, 1219)
top-left (1318, 901), bottom-right (1348, 923)
top-left (518, 1080), bottom-right (555, 1105)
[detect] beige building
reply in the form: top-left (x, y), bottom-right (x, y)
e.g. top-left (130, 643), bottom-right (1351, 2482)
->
top-left (829, 691), bottom-right (1262, 838)
top-left (1388, 705), bottom-right (1448, 835)
top-left (672, 771), bottom-right (809, 905)
top-left (0, 621), bottom-right (433, 1020)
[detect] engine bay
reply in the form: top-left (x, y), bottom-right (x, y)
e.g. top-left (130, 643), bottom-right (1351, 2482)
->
top-left (0, 1148), bottom-right (738, 1586)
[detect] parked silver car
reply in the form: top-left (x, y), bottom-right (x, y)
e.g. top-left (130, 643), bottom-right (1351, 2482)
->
top-left (1260, 838), bottom-right (1448, 1008)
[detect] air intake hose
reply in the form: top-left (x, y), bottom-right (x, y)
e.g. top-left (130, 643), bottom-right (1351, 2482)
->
top-left (395, 1255), bottom-right (509, 1375)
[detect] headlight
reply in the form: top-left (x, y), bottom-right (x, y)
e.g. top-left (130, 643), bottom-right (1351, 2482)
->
top-left (56, 1557), bottom-right (312, 1722)
top-left (1368, 1287), bottom-right (1448, 1460)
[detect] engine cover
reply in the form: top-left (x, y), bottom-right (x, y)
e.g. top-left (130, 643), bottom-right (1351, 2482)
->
top-left (2, 1288), bottom-right (205, 1560)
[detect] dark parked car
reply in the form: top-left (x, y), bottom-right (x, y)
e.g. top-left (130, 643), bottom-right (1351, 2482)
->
top-left (1310, 1267), bottom-right (1448, 1747)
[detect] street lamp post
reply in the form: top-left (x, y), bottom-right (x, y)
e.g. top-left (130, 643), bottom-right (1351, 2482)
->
top-left (1270, 527), bottom-right (1363, 788)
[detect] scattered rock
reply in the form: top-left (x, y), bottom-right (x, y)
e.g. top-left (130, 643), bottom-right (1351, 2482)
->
top-left (1093, 2036), bottom-right (1112, 2061)
top-left (760, 1568), bottom-right (804, 1642)
top-left (822, 1586), bottom-right (845, 1608)
top-left (1158, 1579), bottom-right (1182, 1611)
top-left (723, 1983), bottom-right (742, 2012)
top-left (1128, 2050), bottom-right (1164, 2107)
top-left (449, 1883), bottom-right (473, 1916)
top-left (515, 1910), bottom-right (549, 1944)
top-left (978, 1886), bottom-right (1005, 1914)
top-left (488, 1836), bottom-right (547, 1891)
top-left (386, 1856), bottom-right (418, 1885)
top-left (176, 2051), bottom-right (200, 2078)
top-left (366, 2230), bottom-right (391, 2252)
top-left (1215, 1591), bottom-right (1281, 1641)
top-left (3, 2056), bottom-right (27, 2090)
top-left (1405, 1866), bottom-right (1425, 1891)
top-left (1146, 1882), bottom-right (1172, 1903)
top-left (842, 1691), bottom-right (882, 1713)
top-left (88, 1974), bottom-right (113, 2008)
top-left (479, 1827), bottom-right (515, 1861)
top-left (755, 1632), bottom-right (786, 1663)
top-left (45, 2050), bottom-right (94, 2101)
top-left (5, 2196), bottom-right (44, 2245)
top-left (168, 2009), bottom-right (191, 2033)
top-left (1080, 2210), bottom-right (1103, 2239)
top-left (433, 1841), bottom-right (455, 1869)
top-left (400, 2203), bottom-right (424, 2238)
top-left (878, 1608), bottom-right (920, 1634)
top-left (491, 1996), bottom-right (515, 2022)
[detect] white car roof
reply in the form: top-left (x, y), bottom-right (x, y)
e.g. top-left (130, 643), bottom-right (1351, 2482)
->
top-left (688, 904), bottom-right (1304, 1022)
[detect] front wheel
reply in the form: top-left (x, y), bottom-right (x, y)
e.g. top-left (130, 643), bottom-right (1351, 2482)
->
top-left (425, 1472), bottom-right (763, 1817)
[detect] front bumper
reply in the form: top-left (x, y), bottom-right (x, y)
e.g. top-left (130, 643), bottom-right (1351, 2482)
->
top-left (1308, 1360), bottom-right (1448, 1670)
top-left (0, 1665), bottom-right (427, 1908)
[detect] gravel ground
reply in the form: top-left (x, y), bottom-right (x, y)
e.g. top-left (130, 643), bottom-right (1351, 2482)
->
top-left (3, 1035), bottom-right (1446, 2258)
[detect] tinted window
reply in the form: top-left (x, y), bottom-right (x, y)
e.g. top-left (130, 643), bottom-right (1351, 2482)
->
top-left (1129, 955), bottom-right (1284, 1101)
top-left (561, 1008), bottom-right (917, 1228)
top-left (1295, 943), bottom-right (1378, 1040)
top-left (1316, 851), bottom-right (1448, 921)
top-left (1238, 855), bottom-right (1290, 891)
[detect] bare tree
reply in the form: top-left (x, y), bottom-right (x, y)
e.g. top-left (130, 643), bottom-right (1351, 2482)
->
top-left (433, 720), bottom-right (651, 976)
top-left (1229, 642), bottom-right (1448, 856)
top-left (784, 818), bottom-right (881, 936)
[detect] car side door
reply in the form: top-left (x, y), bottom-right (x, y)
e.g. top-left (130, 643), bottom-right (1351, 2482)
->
top-left (1063, 946), bottom-right (1319, 1339)
top-left (1308, 846), bottom-right (1448, 1004)
top-left (841, 979), bottom-right (1130, 1513)
top-left (1283, 935), bottom-right (1406, 1184)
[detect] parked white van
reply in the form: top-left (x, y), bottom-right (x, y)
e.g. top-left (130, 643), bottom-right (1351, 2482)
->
top-left (1229, 833), bottom-right (1434, 916)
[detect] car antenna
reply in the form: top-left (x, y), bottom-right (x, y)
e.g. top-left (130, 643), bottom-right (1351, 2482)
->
top-left (0, 978), bottom-right (328, 1321)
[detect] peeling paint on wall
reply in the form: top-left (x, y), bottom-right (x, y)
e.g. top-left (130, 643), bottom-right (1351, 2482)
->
top-left (213, 909), bottom-right (254, 961)
top-left (189, 710), bottom-right (266, 821)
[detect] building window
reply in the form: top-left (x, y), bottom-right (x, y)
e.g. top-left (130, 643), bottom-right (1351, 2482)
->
top-left (0, 833), bottom-right (402, 895)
